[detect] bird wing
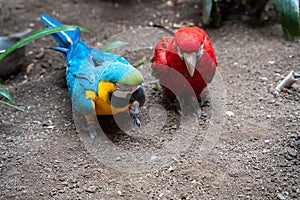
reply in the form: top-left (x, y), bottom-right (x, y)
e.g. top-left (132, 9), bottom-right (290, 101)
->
top-left (90, 48), bottom-right (129, 67)
top-left (151, 37), bottom-right (173, 77)
top-left (197, 35), bottom-right (217, 84)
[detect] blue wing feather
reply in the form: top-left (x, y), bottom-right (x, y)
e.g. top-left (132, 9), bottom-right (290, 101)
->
top-left (90, 48), bottom-right (129, 65)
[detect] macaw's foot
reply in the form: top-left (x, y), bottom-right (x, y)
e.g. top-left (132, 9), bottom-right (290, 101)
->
top-left (130, 101), bottom-right (141, 127)
top-left (194, 96), bottom-right (202, 118)
top-left (87, 121), bottom-right (97, 142)
top-left (177, 96), bottom-right (202, 119)
top-left (195, 107), bottom-right (202, 119)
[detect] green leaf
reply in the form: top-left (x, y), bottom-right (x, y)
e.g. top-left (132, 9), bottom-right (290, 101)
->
top-left (100, 40), bottom-right (128, 52)
top-left (0, 99), bottom-right (24, 112)
top-left (153, 84), bottom-right (161, 92)
top-left (201, 100), bottom-right (210, 107)
top-left (0, 25), bottom-right (89, 61)
top-left (133, 56), bottom-right (146, 68)
top-left (151, 70), bottom-right (158, 77)
top-left (273, 0), bottom-right (300, 40)
top-left (0, 87), bottom-right (13, 102)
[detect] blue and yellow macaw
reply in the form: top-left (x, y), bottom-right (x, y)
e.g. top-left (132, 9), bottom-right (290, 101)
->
top-left (40, 14), bottom-right (146, 141)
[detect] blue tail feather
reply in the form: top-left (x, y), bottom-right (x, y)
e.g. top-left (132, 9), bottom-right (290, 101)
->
top-left (40, 14), bottom-right (74, 48)
top-left (67, 28), bottom-right (80, 55)
top-left (50, 46), bottom-right (69, 57)
top-left (41, 15), bottom-right (91, 72)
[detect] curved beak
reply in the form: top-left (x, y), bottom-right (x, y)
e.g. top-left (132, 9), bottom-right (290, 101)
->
top-left (111, 85), bottom-right (146, 108)
top-left (183, 52), bottom-right (197, 77)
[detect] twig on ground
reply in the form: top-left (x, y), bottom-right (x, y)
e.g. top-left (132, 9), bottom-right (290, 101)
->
top-left (274, 70), bottom-right (299, 95)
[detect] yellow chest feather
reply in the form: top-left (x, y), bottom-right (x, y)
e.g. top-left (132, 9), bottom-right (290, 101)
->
top-left (85, 81), bottom-right (130, 115)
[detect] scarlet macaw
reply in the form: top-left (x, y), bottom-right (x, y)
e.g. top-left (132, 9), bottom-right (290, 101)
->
top-left (151, 26), bottom-right (216, 117)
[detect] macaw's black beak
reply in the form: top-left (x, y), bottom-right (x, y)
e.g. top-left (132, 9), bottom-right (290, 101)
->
top-left (111, 85), bottom-right (146, 127)
top-left (111, 85), bottom-right (146, 108)
top-left (129, 85), bottom-right (146, 106)
top-left (128, 85), bottom-right (145, 127)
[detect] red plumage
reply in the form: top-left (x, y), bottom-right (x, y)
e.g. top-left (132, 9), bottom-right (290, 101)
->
top-left (151, 27), bottom-right (217, 100)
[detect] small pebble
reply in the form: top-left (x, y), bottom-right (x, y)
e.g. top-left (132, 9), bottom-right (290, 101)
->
top-left (85, 186), bottom-right (97, 193)
top-left (28, 23), bottom-right (35, 27)
top-left (286, 148), bottom-right (297, 157)
top-left (225, 111), bottom-right (234, 117)
top-left (35, 52), bottom-right (44, 59)
top-left (168, 166), bottom-right (174, 172)
top-left (277, 193), bottom-right (286, 200)
top-left (166, 0), bottom-right (174, 7)
top-left (116, 157), bottom-right (121, 162)
top-left (268, 61), bottom-right (275, 65)
top-left (151, 155), bottom-right (158, 160)
top-left (262, 149), bottom-right (269, 154)
top-left (259, 77), bottom-right (268, 81)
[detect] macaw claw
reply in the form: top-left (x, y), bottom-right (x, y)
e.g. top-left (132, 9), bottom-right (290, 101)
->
top-left (130, 101), bottom-right (142, 128)
top-left (90, 131), bottom-right (97, 143)
top-left (87, 121), bottom-right (97, 142)
top-left (196, 107), bottom-right (202, 119)
top-left (133, 117), bottom-right (141, 127)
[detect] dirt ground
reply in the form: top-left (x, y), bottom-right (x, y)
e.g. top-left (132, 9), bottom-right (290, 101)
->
top-left (0, 0), bottom-right (299, 199)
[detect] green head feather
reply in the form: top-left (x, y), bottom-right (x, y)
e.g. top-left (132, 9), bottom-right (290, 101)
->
top-left (119, 68), bottom-right (144, 85)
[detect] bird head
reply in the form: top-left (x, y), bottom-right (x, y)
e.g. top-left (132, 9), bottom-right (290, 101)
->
top-left (174, 27), bottom-right (206, 77)
top-left (98, 61), bottom-right (145, 110)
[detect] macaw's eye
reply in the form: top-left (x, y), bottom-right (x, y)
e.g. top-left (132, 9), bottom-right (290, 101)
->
top-left (92, 58), bottom-right (102, 67)
top-left (130, 85), bottom-right (146, 106)
top-left (176, 46), bottom-right (184, 60)
top-left (197, 44), bottom-right (204, 60)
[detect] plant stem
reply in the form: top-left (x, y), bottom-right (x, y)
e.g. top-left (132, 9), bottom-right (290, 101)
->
top-left (0, 100), bottom-right (25, 112)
